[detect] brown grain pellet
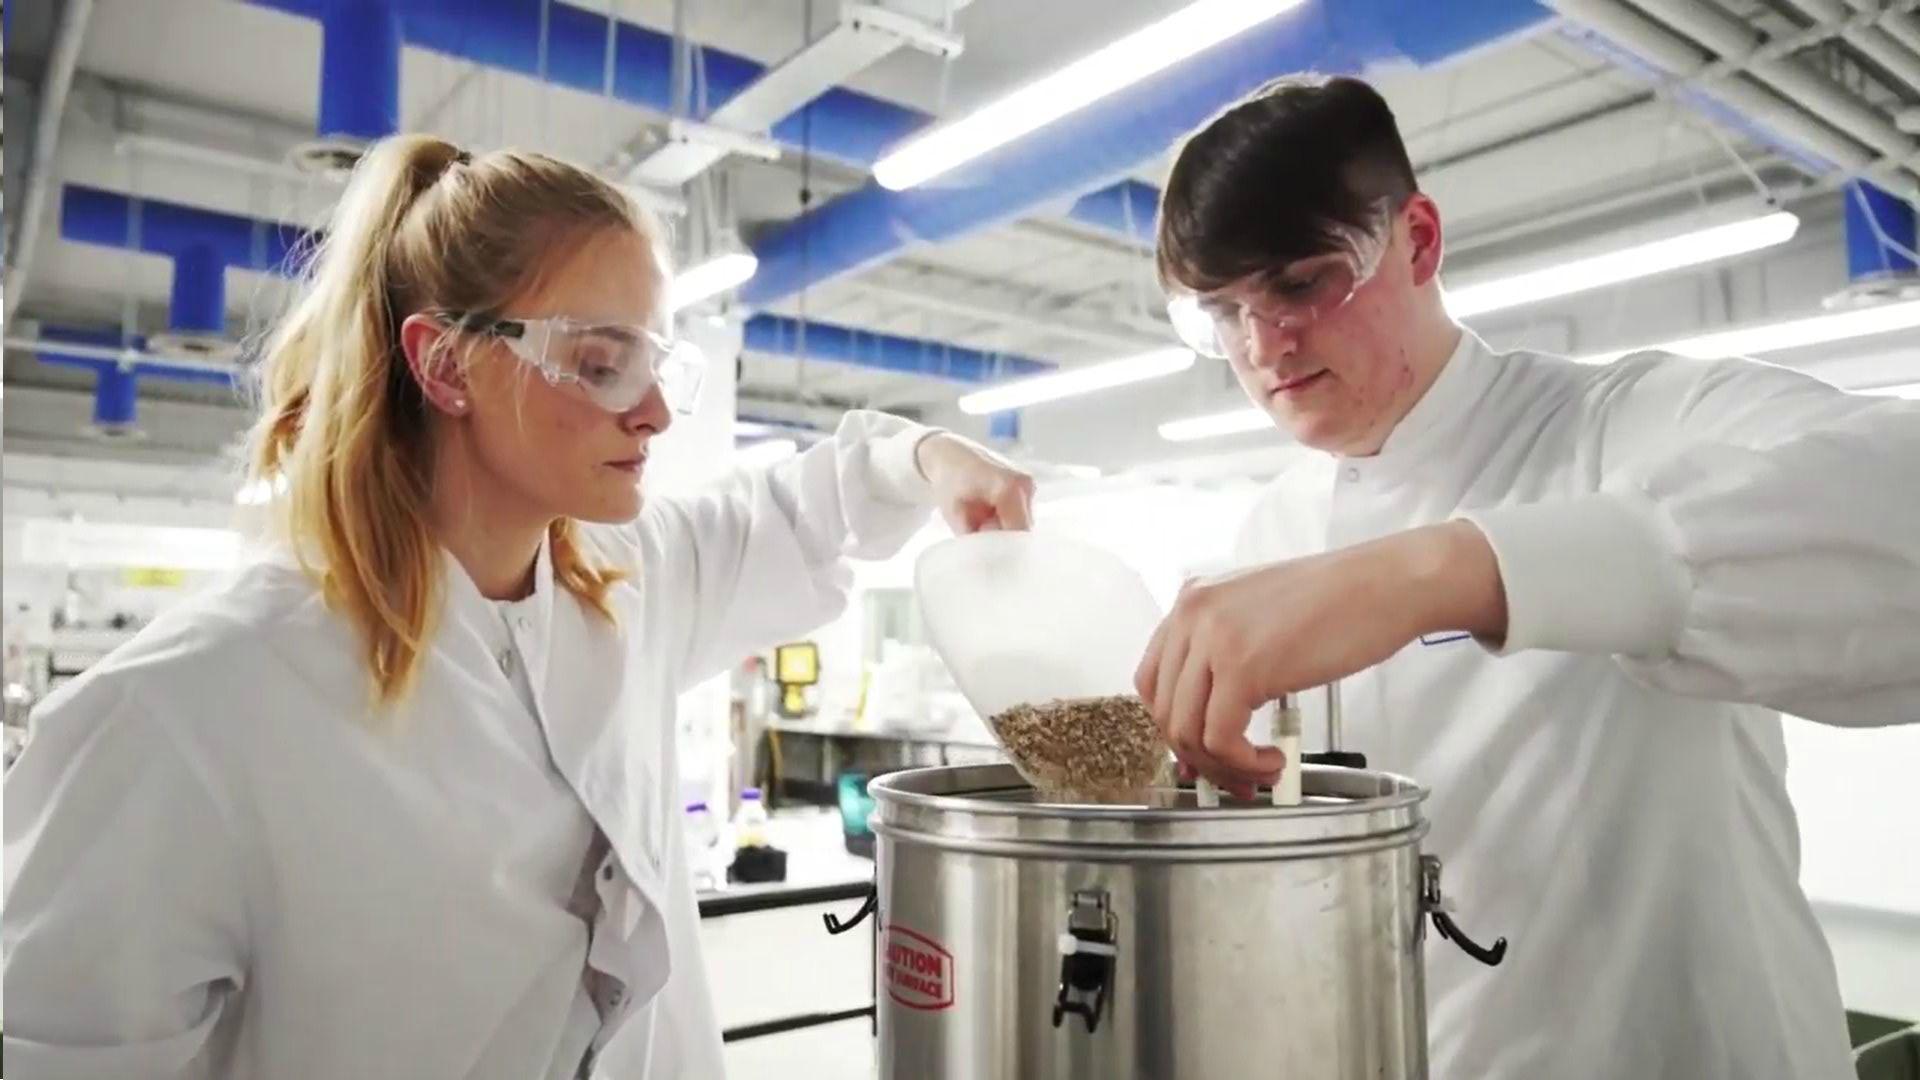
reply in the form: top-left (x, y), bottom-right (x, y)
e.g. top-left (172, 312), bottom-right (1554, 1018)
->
top-left (990, 695), bottom-right (1169, 803)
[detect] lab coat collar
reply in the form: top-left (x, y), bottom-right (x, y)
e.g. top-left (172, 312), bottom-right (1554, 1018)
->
top-left (1365, 328), bottom-right (1502, 479)
top-left (438, 532), bottom-right (557, 691)
top-left (439, 530), bottom-right (673, 943)
top-left (438, 530), bottom-right (555, 625)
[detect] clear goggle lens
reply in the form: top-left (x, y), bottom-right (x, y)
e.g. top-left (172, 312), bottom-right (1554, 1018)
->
top-left (465, 315), bottom-right (707, 416)
top-left (1166, 255), bottom-right (1366, 360)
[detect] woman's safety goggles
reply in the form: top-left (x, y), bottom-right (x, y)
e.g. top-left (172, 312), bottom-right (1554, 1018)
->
top-left (435, 311), bottom-right (706, 415)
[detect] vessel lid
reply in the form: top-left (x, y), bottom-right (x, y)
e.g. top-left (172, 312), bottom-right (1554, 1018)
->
top-left (870, 763), bottom-right (1428, 861)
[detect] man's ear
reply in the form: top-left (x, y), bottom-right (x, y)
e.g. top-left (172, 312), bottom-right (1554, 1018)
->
top-left (398, 313), bottom-right (470, 417)
top-left (1403, 194), bottom-right (1445, 288)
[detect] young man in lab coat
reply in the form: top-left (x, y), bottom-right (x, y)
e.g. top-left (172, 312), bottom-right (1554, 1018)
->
top-left (1134, 74), bottom-right (1920, 1080)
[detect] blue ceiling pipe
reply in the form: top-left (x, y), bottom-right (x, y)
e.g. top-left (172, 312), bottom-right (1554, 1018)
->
top-left (738, 0), bottom-right (1555, 307)
top-left (57, 185), bottom-right (1036, 390)
top-left (1843, 181), bottom-right (1918, 282)
top-left (59, 185), bottom-right (310, 426)
top-left (1064, 180), bottom-right (1162, 247)
top-left (249, 0), bottom-right (926, 174)
top-left (36, 328), bottom-right (240, 387)
top-left (168, 244), bottom-right (228, 337)
top-left (319, 0), bottom-right (402, 142)
top-left (62, 184), bottom-right (309, 270)
top-left (33, 327), bottom-right (239, 431)
top-left (243, 0), bottom-right (1152, 247)
top-left (742, 315), bottom-right (1051, 383)
top-left (92, 364), bottom-right (141, 429)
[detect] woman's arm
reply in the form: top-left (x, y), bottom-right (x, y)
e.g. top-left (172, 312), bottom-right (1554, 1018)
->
top-left (634, 410), bottom-right (1032, 689)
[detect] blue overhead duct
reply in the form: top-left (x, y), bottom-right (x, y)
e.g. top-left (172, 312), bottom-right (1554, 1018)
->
top-left (55, 185), bottom-right (1032, 405)
top-left (59, 186), bottom-right (306, 425)
top-left (1063, 180), bottom-right (1163, 247)
top-left (739, 0), bottom-right (1554, 306)
top-left (742, 315), bottom-right (1051, 383)
top-left (1843, 180), bottom-right (1918, 283)
top-left (318, 0), bottom-right (402, 141)
top-left (248, 0), bottom-right (928, 173)
top-left (32, 326), bottom-right (239, 431)
top-left (62, 184), bottom-right (309, 271)
top-left (167, 244), bottom-right (228, 337)
top-left (243, 0), bottom-right (1153, 246)
top-left (92, 365), bottom-right (141, 429)
top-left (58, 185), bottom-right (312, 426)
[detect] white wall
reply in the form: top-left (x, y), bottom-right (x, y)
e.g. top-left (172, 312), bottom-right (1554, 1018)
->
top-left (1785, 723), bottom-right (1920, 917)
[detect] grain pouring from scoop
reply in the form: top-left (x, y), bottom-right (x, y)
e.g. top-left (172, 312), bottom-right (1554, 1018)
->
top-left (990, 694), bottom-right (1170, 802)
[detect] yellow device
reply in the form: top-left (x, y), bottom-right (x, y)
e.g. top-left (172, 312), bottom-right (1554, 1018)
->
top-left (773, 642), bottom-right (820, 717)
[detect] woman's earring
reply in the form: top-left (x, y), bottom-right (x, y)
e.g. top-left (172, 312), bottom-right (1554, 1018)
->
top-left (450, 398), bottom-right (468, 413)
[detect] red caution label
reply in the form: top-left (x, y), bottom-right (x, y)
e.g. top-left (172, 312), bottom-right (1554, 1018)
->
top-left (883, 924), bottom-right (955, 1011)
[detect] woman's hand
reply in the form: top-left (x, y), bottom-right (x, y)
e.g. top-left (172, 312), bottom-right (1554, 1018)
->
top-left (1134, 521), bottom-right (1507, 794)
top-left (916, 432), bottom-right (1036, 534)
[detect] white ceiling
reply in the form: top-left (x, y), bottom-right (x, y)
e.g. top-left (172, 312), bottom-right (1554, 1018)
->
top-left (5, 0), bottom-right (1913, 465)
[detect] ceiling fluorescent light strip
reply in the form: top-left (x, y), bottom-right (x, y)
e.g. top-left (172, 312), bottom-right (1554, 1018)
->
top-left (1575, 299), bottom-right (1920, 364)
top-left (1446, 211), bottom-right (1800, 319)
top-left (670, 251), bottom-right (760, 311)
top-left (958, 348), bottom-right (1195, 415)
top-left (872, 0), bottom-right (1308, 191)
top-left (1158, 407), bottom-right (1271, 443)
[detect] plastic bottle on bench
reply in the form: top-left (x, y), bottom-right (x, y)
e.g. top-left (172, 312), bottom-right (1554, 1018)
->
top-left (733, 787), bottom-right (770, 849)
top-left (685, 802), bottom-right (720, 889)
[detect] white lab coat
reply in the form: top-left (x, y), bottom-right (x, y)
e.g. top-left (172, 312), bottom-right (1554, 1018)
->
top-left (2, 411), bottom-right (937, 1080)
top-left (1236, 332), bottom-right (1919, 1080)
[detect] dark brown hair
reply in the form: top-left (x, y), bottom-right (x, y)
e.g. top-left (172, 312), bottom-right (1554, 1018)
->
top-left (1156, 74), bottom-right (1418, 293)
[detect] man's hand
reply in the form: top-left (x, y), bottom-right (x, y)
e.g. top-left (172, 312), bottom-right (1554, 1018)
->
top-left (1133, 520), bottom-right (1507, 794)
top-left (916, 433), bottom-right (1036, 534)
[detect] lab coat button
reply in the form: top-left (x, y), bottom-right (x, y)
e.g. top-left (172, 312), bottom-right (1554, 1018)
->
top-left (496, 650), bottom-right (514, 675)
top-left (1342, 466), bottom-right (1361, 482)
top-left (515, 616), bottom-right (532, 633)
top-left (601, 863), bottom-right (615, 881)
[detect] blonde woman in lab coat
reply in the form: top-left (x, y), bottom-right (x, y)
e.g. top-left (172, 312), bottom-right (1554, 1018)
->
top-left (3, 136), bottom-right (1033, 1079)
top-left (1136, 76), bottom-right (1920, 1079)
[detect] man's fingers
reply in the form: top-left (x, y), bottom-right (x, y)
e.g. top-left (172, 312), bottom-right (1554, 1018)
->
top-left (1168, 644), bottom-right (1220, 780)
top-left (1135, 620), bottom-right (1171, 704)
top-left (1150, 632), bottom-right (1188, 738)
top-left (1203, 672), bottom-right (1284, 782)
top-left (1169, 650), bottom-right (1271, 794)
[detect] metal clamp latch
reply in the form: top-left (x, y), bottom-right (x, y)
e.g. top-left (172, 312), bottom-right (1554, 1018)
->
top-left (1421, 855), bottom-right (1508, 967)
top-left (1052, 889), bottom-right (1118, 1034)
top-left (823, 883), bottom-right (878, 935)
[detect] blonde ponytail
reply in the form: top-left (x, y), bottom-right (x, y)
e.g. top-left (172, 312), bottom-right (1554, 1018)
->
top-left (248, 135), bottom-right (641, 706)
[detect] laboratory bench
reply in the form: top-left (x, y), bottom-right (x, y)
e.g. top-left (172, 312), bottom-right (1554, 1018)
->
top-left (760, 716), bottom-right (1002, 806)
top-left (695, 808), bottom-right (881, 1071)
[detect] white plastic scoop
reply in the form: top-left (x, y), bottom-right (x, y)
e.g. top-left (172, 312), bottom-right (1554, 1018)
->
top-left (914, 531), bottom-right (1166, 789)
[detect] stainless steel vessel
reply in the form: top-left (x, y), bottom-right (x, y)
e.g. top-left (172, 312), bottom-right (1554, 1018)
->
top-left (866, 763), bottom-right (1504, 1079)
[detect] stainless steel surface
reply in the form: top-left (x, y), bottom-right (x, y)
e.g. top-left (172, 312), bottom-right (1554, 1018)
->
top-left (870, 763), bottom-right (1434, 1079)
